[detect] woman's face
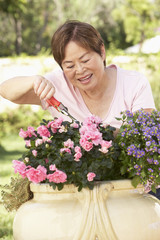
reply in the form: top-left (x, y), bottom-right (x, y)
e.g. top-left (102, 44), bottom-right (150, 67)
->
top-left (61, 41), bottom-right (106, 93)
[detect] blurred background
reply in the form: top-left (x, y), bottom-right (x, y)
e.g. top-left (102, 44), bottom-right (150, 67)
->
top-left (0, 0), bottom-right (160, 239)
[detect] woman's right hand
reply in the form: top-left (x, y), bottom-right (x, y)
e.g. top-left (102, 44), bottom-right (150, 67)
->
top-left (33, 76), bottom-right (55, 107)
top-left (34, 75), bottom-right (55, 100)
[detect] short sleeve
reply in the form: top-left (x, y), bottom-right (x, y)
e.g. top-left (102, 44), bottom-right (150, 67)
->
top-left (131, 74), bottom-right (155, 112)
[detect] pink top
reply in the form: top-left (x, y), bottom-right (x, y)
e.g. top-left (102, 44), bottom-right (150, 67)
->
top-left (42, 64), bottom-right (155, 128)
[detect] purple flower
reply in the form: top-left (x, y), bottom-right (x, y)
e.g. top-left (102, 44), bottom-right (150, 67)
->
top-left (121, 142), bottom-right (125, 147)
top-left (149, 175), bottom-right (154, 179)
top-left (134, 164), bottom-right (140, 169)
top-left (125, 110), bottom-right (133, 118)
top-left (127, 144), bottom-right (137, 156)
top-left (134, 164), bottom-right (141, 172)
top-left (153, 160), bottom-right (159, 165)
top-left (148, 168), bottom-right (154, 173)
top-left (121, 132), bottom-right (125, 137)
top-left (147, 158), bottom-right (153, 164)
top-left (136, 149), bottom-right (145, 158)
top-left (136, 172), bottom-right (141, 175)
top-left (146, 141), bottom-right (151, 147)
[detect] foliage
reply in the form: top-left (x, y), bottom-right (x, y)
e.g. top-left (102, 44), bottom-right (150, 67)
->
top-left (1, 177), bottom-right (32, 212)
top-left (12, 116), bottom-right (122, 192)
top-left (112, 0), bottom-right (160, 48)
top-left (0, 105), bottom-right (50, 139)
top-left (116, 109), bottom-right (160, 192)
top-left (1, 0), bottom-right (160, 56)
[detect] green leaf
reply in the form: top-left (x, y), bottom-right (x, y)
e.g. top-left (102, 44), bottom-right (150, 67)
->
top-left (120, 165), bottom-right (127, 175)
top-left (156, 175), bottom-right (160, 183)
top-left (115, 117), bottom-right (122, 121)
top-left (151, 184), bottom-right (156, 194)
top-left (131, 175), bottom-right (141, 188)
top-left (57, 183), bottom-right (64, 191)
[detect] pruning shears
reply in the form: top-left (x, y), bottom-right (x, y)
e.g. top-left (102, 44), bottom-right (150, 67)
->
top-left (47, 96), bottom-right (77, 122)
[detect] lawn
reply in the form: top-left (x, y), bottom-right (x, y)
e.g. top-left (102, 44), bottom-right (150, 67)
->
top-left (0, 135), bottom-right (25, 240)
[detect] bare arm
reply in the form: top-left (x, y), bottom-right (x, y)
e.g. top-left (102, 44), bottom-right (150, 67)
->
top-left (0, 75), bottom-right (55, 106)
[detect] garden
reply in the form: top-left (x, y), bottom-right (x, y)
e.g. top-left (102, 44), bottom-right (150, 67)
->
top-left (0, 52), bottom-right (160, 239)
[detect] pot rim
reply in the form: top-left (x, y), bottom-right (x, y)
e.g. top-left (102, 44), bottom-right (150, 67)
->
top-left (30, 179), bottom-right (143, 193)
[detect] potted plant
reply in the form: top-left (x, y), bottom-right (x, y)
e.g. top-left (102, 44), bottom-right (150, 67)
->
top-left (2, 113), bottom-right (160, 240)
top-left (116, 109), bottom-right (160, 193)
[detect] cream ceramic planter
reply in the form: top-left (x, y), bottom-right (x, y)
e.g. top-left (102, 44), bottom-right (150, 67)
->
top-left (13, 180), bottom-right (160, 240)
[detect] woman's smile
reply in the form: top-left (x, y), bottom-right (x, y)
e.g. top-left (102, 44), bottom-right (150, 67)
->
top-left (77, 74), bottom-right (93, 84)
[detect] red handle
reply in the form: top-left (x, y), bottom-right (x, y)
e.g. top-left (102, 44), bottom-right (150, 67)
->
top-left (46, 96), bottom-right (61, 111)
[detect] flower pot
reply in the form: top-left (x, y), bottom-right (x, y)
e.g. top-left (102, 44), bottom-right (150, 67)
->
top-left (13, 180), bottom-right (160, 240)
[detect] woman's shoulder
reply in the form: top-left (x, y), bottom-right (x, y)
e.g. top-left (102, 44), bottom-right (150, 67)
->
top-left (44, 67), bottom-right (64, 81)
top-left (114, 66), bottom-right (149, 93)
top-left (117, 65), bottom-right (147, 83)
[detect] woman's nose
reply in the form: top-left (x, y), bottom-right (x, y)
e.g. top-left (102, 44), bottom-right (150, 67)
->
top-left (75, 63), bottom-right (84, 74)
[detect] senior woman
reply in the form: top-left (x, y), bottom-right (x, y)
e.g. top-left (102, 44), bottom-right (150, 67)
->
top-left (0, 20), bottom-right (159, 199)
top-left (0, 20), bottom-right (155, 127)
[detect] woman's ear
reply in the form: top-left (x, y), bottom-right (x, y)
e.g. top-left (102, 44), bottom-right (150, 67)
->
top-left (100, 44), bottom-right (106, 61)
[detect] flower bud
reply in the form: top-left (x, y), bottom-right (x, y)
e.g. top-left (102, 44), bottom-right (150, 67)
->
top-left (45, 144), bottom-right (49, 148)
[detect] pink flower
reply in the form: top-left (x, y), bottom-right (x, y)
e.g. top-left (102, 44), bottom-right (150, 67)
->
top-left (74, 146), bottom-right (81, 153)
top-left (83, 115), bottom-right (102, 127)
top-left (26, 165), bottom-right (47, 183)
top-left (47, 170), bottom-right (67, 183)
top-left (12, 160), bottom-right (27, 178)
top-left (35, 138), bottom-right (43, 146)
top-left (70, 122), bottom-right (79, 128)
top-left (59, 125), bottom-right (67, 133)
top-left (37, 125), bottom-right (50, 138)
top-left (64, 139), bottom-right (74, 149)
top-left (49, 164), bottom-right (57, 171)
top-left (19, 128), bottom-right (28, 138)
top-left (87, 172), bottom-right (96, 182)
top-left (45, 158), bottom-right (49, 163)
top-left (79, 125), bottom-right (89, 135)
top-left (25, 140), bottom-right (31, 147)
top-left (80, 137), bottom-right (93, 151)
top-left (42, 136), bottom-right (52, 143)
top-left (101, 140), bottom-right (112, 148)
top-left (74, 146), bottom-right (82, 161)
top-left (80, 116), bottom-right (102, 146)
top-left (32, 150), bottom-right (37, 157)
top-left (99, 140), bottom-right (112, 153)
top-left (48, 117), bottom-right (63, 133)
top-left (60, 148), bottom-right (71, 154)
top-left (74, 152), bottom-right (82, 161)
top-left (85, 130), bottom-right (102, 145)
top-left (19, 127), bottom-right (37, 138)
top-left (27, 126), bottom-right (37, 137)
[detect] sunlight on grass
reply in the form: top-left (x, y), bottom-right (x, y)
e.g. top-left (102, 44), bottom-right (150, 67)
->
top-left (0, 135), bottom-right (25, 185)
top-left (0, 135), bottom-right (25, 240)
top-left (0, 204), bottom-right (15, 240)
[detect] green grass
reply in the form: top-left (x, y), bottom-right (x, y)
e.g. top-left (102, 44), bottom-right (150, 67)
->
top-left (0, 135), bottom-right (25, 240)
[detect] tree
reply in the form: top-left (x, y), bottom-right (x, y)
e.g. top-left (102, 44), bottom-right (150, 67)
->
top-left (0, 0), bottom-right (27, 55)
top-left (113, 0), bottom-right (160, 51)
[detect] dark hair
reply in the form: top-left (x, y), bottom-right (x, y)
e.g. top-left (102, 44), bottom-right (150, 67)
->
top-left (51, 20), bottom-right (106, 67)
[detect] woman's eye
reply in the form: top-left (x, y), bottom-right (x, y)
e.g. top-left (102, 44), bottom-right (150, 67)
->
top-left (82, 59), bottom-right (89, 63)
top-left (67, 65), bottom-right (74, 69)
